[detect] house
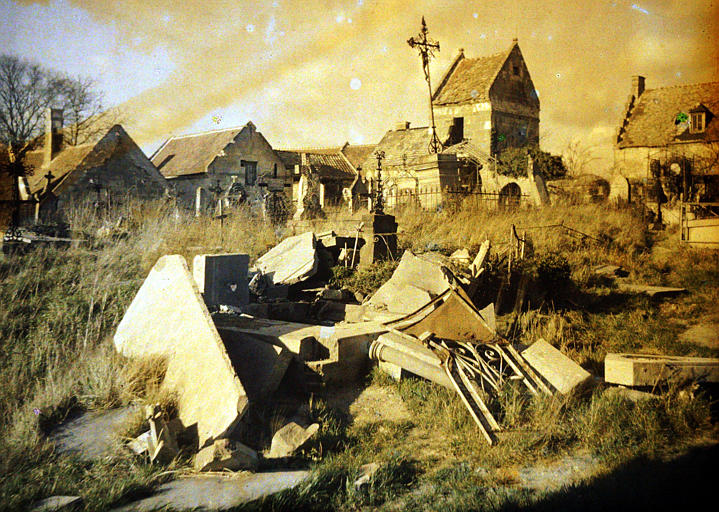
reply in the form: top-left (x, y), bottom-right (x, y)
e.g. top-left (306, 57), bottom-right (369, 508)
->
top-left (151, 122), bottom-right (290, 210)
top-left (276, 142), bottom-right (375, 209)
top-left (0, 163), bottom-right (14, 236)
top-left (432, 39), bottom-right (540, 155)
top-left (614, 77), bottom-right (719, 203)
top-left (12, 109), bottom-right (167, 223)
top-left (360, 39), bottom-right (547, 209)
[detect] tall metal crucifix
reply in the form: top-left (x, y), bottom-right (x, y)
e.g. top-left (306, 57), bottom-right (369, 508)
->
top-left (408, 16), bottom-right (443, 154)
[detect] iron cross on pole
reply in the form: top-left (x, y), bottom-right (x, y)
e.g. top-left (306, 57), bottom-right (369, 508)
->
top-left (408, 16), bottom-right (443, 154)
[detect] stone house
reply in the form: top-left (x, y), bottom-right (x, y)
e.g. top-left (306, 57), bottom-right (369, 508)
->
top-left (276, 142), bottom-right (375, 209)
top-left (614, 77), bottom-right (719, 203)
top-left (151, 122), bottom-right (290, 210)
top-left (12, 109), bottom-right (167, 223)
top-left (433, 39), bottom-right (540, 155)
top-left (360, 39), bottom-right (547, 209)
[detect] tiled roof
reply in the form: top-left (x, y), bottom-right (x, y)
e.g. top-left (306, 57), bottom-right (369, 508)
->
top-left (359, 127), bottom-right (434, 172)
top-left (433, 48), bottom-right (509, 106)
top-left (342, 144), bottom-right (377, 168)
top-left (618, 82), bottom-right (719, 148)
top-left (276, 149), bottom-right (356, 182)
top-left (151, 125), bottom-right (247, 177)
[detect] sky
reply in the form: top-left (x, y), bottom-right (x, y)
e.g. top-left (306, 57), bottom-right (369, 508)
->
top-left (1, 0), bottom-right (717, 172)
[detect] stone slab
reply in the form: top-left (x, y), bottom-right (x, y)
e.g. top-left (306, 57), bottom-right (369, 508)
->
top-left (111, 471), bottom-right (310, 512)
top-left (368, 250), bottom-right (451, 315)
top-left (522, 339), bottom-right (593, 394)
top-left (49, 406), bottom-right (138, 461)
top-left (113, 255), bottom-right (248, 448)
top-left (193, 253), bottom-right (249, 309)
top-left (605, 353), bottom-right (719, 387)
top-left (617, 283), bottom-right (687, 297)
top-left (30, 495), bottom-right (82, 512)
top-left (254, 232), bottom-right (318, 285)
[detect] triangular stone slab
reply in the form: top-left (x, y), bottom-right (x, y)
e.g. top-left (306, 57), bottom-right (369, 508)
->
top-left (114, 255), bottom-right (248, 447)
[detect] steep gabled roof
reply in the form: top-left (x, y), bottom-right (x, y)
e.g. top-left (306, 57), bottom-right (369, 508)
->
top-left (432, 43), bottom-right (515, 106)
top-left (151, 125), bottom-right (249, 178)
top-left (21, 125), bottom-right (162, 198)
top-left (618, 82), bottom-right (719, 148)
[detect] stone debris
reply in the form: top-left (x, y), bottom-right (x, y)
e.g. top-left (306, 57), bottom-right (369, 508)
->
top-left (605, 353), bottom-right (719, 387)
top-left (354, 462), bottom-right (381, 491)
top-left (368, 250), bottom-right (454, 315)
top-left (29, 495), bottom-right (82, 512)
top-left (269, 421), bottom-right (320, 458)
top-left (449, 248), bottom-right (471, 266)
top-left (254, 231), bottom-right (319, 286)
top-left (194, 438), bottom-right (258, 472)
top-left (113, 255), bottom-right (249, 448)
top-left (521, 339), bottom-right (593, 394)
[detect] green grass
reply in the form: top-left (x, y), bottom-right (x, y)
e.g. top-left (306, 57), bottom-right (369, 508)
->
top-left (1, 199), bottom-right (718, 510)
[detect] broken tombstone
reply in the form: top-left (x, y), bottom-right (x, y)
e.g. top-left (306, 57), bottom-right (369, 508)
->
top-left (354, 462), bottom-right (381, 491)
top-left (113, 255), bottom-right (249, 448)
top-left (29, 496), bottom-right (82, 512)
top-left (604, 353), bottom-right (719, 387)
top-left (193, 253), bottom-right (249, 310)
top-left (254, 232), bottom-right (319, 286)
top-left (521, 339), bottom-right (593, 395)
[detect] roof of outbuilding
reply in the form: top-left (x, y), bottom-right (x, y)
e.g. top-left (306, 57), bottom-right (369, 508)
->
top-left (341, 144), bottom-right (377, 168)
top-left (432, 43), bottom-right (515, 106)
top-left (151, 125), bottom-right (248, 177)
top-left (359, 127), bottom-right (434, 171)
top-left (618, 82), bottom-right (719, 148)
top-left (276, 149), bottom-right (357, 182)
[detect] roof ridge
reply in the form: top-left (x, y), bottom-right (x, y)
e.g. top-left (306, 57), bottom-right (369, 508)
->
top-left (276, 146), bottom-right (343, 152)
top-left (169, 124), bottom-right (248, 140)
top-left (646, 81), bottom-right (719, 92)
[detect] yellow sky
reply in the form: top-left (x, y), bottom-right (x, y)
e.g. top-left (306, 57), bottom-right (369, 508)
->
top-left (18, 0), bottom-right (719, 171)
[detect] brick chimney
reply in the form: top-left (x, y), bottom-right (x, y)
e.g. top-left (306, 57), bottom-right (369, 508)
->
top-left (632, 75), bottom-right (645, 98)
top-left (44, 108), bottom-right (63, 166)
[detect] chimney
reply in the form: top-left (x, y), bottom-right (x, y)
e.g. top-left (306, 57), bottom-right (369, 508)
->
top-left (300, 152), bottom-right (307, 166)
top-left (44, 108), bottom-right (63, 166)
top-left (632, 75), bottom-right (645, 98)
top-left (395, 121), bottom-right (411, 131)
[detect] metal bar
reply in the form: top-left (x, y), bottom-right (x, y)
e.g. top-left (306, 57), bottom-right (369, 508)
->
top-left (502, 344), bottom-right (553, 395)
top-left (444, 359), bottom-right (497, 445)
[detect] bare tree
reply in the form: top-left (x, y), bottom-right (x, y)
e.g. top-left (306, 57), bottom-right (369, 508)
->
top-left (0, 54), bottom-right (114, 232)
top-left (562, 138), bottom-right (599, 177)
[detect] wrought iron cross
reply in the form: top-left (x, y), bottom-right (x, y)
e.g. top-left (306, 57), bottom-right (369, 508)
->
top-left (408, 16), bottom-right (443, 154)
top-left (43, 171), bottom-right (54, 193)
top-left (374, 150), bottom-right (385, 214)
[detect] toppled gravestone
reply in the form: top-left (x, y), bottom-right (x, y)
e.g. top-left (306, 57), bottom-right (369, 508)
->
top-left (368, 250), bottom-right (453, 315)
top-left (521, 339), bottom-right (592, 394)
top-left (193, 253), bottom-right (249, 309)
top-left (254, 232), bottom-right (319, 286)
top-left (113, 255), bottom-right (249, 448)
top-left (194, 438), bottom-right (258, 472)
top-left (268, 421), bottom-right (320, 458)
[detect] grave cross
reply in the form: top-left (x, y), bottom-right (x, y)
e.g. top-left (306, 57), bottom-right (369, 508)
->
top-left (373, 150), bottom-right (385, 214)
top-left (408, 16), bottom-right (443, 154)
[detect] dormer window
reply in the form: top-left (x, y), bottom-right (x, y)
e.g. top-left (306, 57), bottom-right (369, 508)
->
top-left (690, 112), bottom-right (705, 133)
top-left (689, 104), bottom-right (708, 134)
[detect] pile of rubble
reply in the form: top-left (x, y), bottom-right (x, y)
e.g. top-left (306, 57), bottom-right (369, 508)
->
top-left (110, 229), bottom-right (719, 473)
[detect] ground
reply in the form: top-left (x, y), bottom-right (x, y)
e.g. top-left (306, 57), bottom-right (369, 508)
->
top-left (1, 200), bottom-right (718, 511)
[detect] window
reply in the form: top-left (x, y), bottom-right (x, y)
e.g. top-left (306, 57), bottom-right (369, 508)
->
top-left (690, 112), bottom-right (705, 133)
top-left (242, 160), bottom-right (258, 185)
top-left (449, 117), bottom-right (464, 145)
top-left (512, 65), bottom-right (520, 76)
top-left (273, 163), bottom-right (278, 178)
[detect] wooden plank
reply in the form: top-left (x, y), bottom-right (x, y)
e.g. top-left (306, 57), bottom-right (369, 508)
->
top-left (605, 353), bottom-right (719, 387)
